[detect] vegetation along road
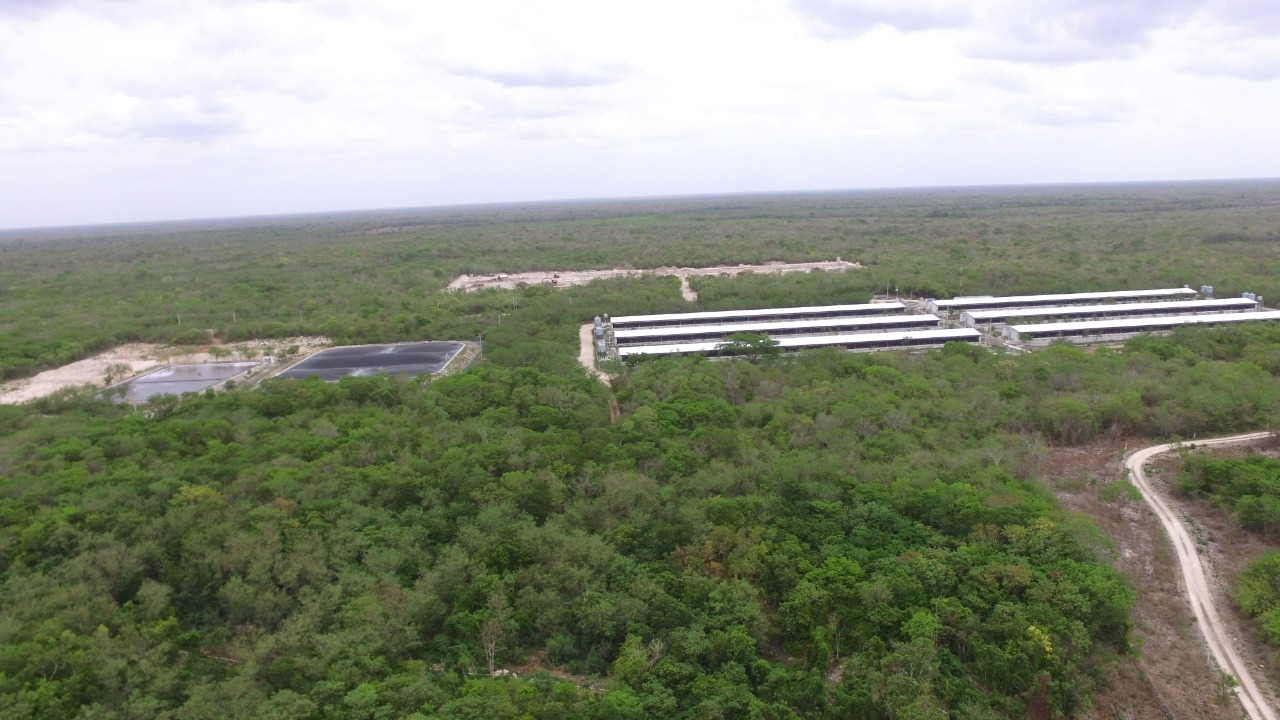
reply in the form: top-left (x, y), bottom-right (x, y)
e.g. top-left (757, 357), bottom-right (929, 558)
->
top-left (1126, 432), bottom-right (1279, 720)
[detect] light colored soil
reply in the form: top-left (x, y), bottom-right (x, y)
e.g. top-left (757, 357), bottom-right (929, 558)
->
top-left (0, 337), bottom-right (331, 405)
top-left (679, 275), bottom-right (697, 302)
top-left (437, 341), bottom-right (482, 376)
top-left (445, 259), bottom-right (861, 293)
top-left (577, 323), bottom-right (620, 423)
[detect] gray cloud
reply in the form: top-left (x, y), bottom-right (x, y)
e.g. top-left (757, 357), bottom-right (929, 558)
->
top-left (1170, 1), bottom-right (1280, 80)
top-left (1175, 39), bottom-right (1280, 81)
top-left (131, 117), bottom-right (242, 140)
top-left (966, 0), bottom-right (1199, 65)
top-left (1208, 0), bottom-right (1280, 32)
top-left (0, 0), bottom-right (76, 18)
top-left (792, 0), bottom-right (972, 35)
top-left (116, 96), bottom-right (244, 141)
top-left (459, 65), bottom-right (626, 90)
top-left (1020, 100), bottom-right (1130, 126)
top-left (1186, 60), bottom-right (1280, 81)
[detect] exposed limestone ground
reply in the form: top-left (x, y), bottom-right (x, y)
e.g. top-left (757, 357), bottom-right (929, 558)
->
top-left (445, 259), bottom-right (861, 293)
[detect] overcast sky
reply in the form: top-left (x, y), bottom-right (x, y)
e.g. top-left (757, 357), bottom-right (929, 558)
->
top-left (1, 0), bottom-right (1277, 228)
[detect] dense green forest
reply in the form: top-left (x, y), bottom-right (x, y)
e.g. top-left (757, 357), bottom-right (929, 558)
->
top-left (4, 183), bottom-right (1280, 718)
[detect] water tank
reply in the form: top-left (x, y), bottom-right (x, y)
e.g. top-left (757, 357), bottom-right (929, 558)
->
top-left (596, 340), bottom-right (607, 356)
top-left (594, 326), bottom-right (604, 338)
top-left (594, 315), bottom-right (602, 327)
top-left (1257, 296), bottom-right (1264, 308)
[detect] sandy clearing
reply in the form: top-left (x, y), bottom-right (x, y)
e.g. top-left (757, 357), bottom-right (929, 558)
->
top-left (577, 323), bottom-right (620, 423)
top-left (577, 323), bottom-right (610, 387)
top-left (446, 259), bottom-right (860, 293)
top-left (0, 337), bottom-right (331, 405)
top-left (1127, 434), bottom-right (1279, 720)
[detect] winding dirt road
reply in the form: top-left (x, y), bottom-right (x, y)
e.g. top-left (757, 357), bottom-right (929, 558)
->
top-left (1126, 432), bottom-right (1278, 720)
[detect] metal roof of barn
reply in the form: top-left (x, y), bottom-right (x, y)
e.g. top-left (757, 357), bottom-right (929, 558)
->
top-left (611, 302), bottom-right (904, 325)
top-left (617, 328), bottom-right (980, 356)
top-left (963, 298), bottom-right (1257, 323)
top-left (929, 288), bottom-right (1196, 311)
top-left (613, 314), bottom-right (938, 340)
top-left (1007, 310), bottom-right (1280, 335)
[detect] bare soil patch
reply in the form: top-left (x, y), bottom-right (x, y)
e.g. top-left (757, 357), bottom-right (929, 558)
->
top-left (577, 323), bottom-right (620, 423)
top-left (445, 259), bottom-right (861, 293)
top-left (0, 337), bottom-right (331, 405)
top-left (1044, 439), bottom-right (1278, 719)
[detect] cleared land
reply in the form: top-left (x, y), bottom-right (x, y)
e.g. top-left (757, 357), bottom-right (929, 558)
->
top-left (277, 341), bottom-right (464, 381)
top-left (0, 337), bottom-right (330, 404)
top-left (445, 259), bottom-right (860, 292)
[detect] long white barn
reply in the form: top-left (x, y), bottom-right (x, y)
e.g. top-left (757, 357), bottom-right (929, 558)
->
top-left (927, 288), bottom-right (1197, 314)
top-left (611, 302), bottom-right (904, 330)
top-left (618, 328), bottom-right (981, 358)
top-left (614, 314), bottom-right (940, 346)
top-left (1003, 310), bottom-right (1280, 343)
top-left (962, 298), bottom-right (1257, 327)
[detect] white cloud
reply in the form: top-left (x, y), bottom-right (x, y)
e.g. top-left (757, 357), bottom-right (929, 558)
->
top-left (0, 0), bottom-right (1277, 227)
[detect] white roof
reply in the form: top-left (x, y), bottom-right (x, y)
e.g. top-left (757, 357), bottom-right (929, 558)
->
top-left (618, 328), bottom-right (980, 356)
top-left (1009, 310), bottom-right (1280, 335)
top-left (611, 302), bottom-right (904, 325)
top-left (964, 298), bottom-right (1257, 322)
top-left (614, 314), bottom-right (938, 340)
top-left (930, 288), bottom-right (1196, 309)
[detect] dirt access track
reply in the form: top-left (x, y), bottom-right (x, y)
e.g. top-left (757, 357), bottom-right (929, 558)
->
top-left (1127, 433), bottom-right (1279, 720)
top-left (446, 259), bottom-right (861, 296)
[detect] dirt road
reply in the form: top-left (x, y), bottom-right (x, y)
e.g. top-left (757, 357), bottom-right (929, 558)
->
top-left (1126, 433), bottom-right (1278, 720)
top-left (577, 323), bottom-right (620, 423)
top-left (678, 275), bottom-right (697, 302)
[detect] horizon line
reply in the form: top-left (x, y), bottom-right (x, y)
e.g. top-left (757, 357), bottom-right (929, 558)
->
top-left (3, 175), bottom-right (1279, 234)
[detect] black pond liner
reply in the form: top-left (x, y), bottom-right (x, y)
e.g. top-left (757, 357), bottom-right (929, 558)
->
top-left (109, 361), bottom-right (260, 402)
top-left (277, 341), bottom-right (464, 381)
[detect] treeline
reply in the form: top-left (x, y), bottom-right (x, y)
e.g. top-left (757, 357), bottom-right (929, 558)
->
top-left (5, 181), bottom-right (1280, 379)
top-left (8, 319), bottom-right (1280, 716)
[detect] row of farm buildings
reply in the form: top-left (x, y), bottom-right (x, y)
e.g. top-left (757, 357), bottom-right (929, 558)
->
top-left (600, 286), bottom-right (1278, 360)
